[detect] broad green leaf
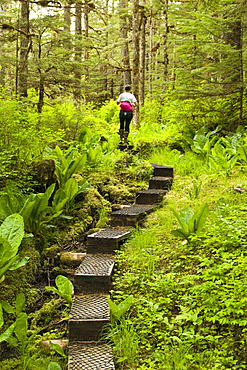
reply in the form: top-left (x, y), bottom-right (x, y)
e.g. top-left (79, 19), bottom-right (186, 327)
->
top-left (179, 208), bottom-right (194, 226)
top-left (0, 256), bottom-right (18, 281)
top-left (30, 184), bottom-right (55, 220)
top-left (7, 336), bottom-right (18, 346)
top-left (65, 155), bottom-right (86, 183)
top-left (19, 197), bottom-right (36, 225)
top-left (46, 275), bottom-right (74, 306)
top-left (8, 257), bottom-right (29, 271)
top-left (0, 300), bottom-right (15, 314)
top-left (171, 229), bottom-right (190, 240)
top-left (193, 203), bottom-right (209, 232)
top-left (47, 362), bottom-right (62, 370)
top-left (52, 189), bottom-right (68, 212)
top-left (64, 178), bottom-right (78, 201)
top-left (107, 296), bottom-right (134, 323)
top-left (0, 322), bottom-right (16, 344)
top-left (15, 293), bottom-right (26, 316)
top-left (15, 312), bottom-right (28, 344)
top-left (55, 275), bottom-right (74, 296)
top-left (49, 341), bottom-right (67, 358)
top-left (0, 194), bottom-right (17, 221)
top-left (0, 214), bottom-right (24, 253)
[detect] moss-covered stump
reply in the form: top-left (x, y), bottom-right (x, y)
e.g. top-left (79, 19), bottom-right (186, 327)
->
top-left (30, 158), bottom-right (58, 193)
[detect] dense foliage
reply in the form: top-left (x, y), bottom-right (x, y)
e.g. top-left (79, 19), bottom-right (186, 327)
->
top-left (0, 1), bottom-right (246, 366)
top-left (109, 146), bottom-right (247, 369)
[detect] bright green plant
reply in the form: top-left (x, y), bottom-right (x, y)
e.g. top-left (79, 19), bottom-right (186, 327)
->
top-left (0, 293), bottom-right (38, 370)
top-left (170, 203), bottom-right (209, 241)
top-left (52, 145), bottom-right (87, 188)
top-left (45, 275), bottom-right (74, 308)
top-left (0, 184), bottom-right (60, 234)
top-left (52, 177), bottom-right (90, 212)
top-left (107, 295), bottom-right (134, 325)
top-left (208, 141), bottom-right (238, 175)
top-left (108, 318), bottom-right (139, 367)
top-left (19, 184), bottom-right (62, 234)
top-left (183, 125), bottom-right (221, 156)
top-left (49, 342), bottom-right (66, 360)
top-left (0, 214), bottom-right (28, 283)
top-left (186, 179), bottom-right (202, 200)
top-left (47, 363), bottom-right (62, 370)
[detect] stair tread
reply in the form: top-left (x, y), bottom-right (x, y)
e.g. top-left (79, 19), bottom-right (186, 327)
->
top-left (68, 341), bottom-right (115, 370)
top-left (110, 204), bottom-right (155, 215)
top-left (70, 295), bottom-right (109, 321)
top-left (136, 189), bottom-right (167, 194)
top-left (150, 176), bottom-right (173, 180)
top-left (87, 227), bottom-right (133, 241)
top-left (75, 255), bottom-right (114, 276)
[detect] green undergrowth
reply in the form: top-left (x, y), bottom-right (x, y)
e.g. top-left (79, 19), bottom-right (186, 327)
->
top-left (110, 160), bottom-right (247, 369)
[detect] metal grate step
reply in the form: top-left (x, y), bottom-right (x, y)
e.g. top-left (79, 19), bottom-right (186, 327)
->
top-left (109, 204), bottom-right (156, 227)
top-left (149, 176), bottom-right (173, 190)
top-left (74, 255), bottom-right (114, 294)
top-left (87, 227), bottom-right (133, 254)
top-left (68, 341), bottom-right (115, 370)
top-left (135, 189), bottom-right (167, 205)
top-left (69, 294), bottom-right (110, 342)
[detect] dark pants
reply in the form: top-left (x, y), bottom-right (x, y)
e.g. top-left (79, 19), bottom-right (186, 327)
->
top-left (119, 110), bottom-right (133, 132)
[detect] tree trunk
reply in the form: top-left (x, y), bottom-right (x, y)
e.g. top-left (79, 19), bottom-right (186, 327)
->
top-left (74, 1), bottom-right (82, 101)
top-left (119, 0), bottom-right (131, 86)
top-left (162, 0), bottom-right (169, 91)
top-left (139, 3), bottom-right (147, 107)
top-left (148, 4), bottom-right (154, 96)
top-left (83, 0), bottom-right (89, 102)
top-left (222, 15), bottom-right (243, 130)
top-left (132, 0), bottom-right (140, 127)
top-left (63, 3), bottom-right (71, 49)
top-left (18, 0), bottom-right (30, 97)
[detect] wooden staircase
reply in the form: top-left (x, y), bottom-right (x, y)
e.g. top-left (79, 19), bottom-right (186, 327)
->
top-left (67, 164), bottom-right (174, 369)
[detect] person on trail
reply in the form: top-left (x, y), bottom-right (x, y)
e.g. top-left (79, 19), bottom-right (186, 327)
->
top-left (117, 84), bottom-right (137, 144)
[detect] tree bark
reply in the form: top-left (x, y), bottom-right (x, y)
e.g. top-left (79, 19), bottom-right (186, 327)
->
top-left (222, 13), bottom-right (243, 129)
top-left (63, 3), bottom-right (71, 49)
top-left (119, 0), bottom-right (131, 86)
top-left (139, 3), bottom-right (147, 107)
top-left (162, 0), bottom-right (169, 91)
top-left (18, 0), bottom-right (30, 97)
top-left (74, 1), bottom-right (82, 101)
top-left (132, 0), bottom-right (140, 126)
top-left (83, 0), bottom-right (89, 102)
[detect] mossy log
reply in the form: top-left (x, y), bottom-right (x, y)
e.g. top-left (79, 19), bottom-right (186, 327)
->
top-left (60, 252), bottom-right (86, 267)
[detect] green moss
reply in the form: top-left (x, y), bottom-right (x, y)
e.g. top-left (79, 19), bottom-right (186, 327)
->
top-left (29, 299), bottom-right (62, 331)
top-left (0, 241), bottom-right (40, 305)
top-left (0, 358), bottom-right (22, 370)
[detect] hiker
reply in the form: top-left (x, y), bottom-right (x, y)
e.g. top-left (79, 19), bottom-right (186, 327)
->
top-left (117, 84), bottom-right (137, 144)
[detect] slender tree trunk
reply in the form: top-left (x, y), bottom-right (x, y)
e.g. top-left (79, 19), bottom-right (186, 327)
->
top-left (238, 21), bottom-right (243, 126)
top-left (63, 3), bottom-right (71, 49)
top-left (83, 0), bottom-right (89, 102)
top-left (139, 3), bottom-right (147, 107)
top-left (102, 0), bottom-right (109, 101)
top-left (222, 15), bottom-right (242, 130)
top-left (0, 4), bottom-right (7, 86)
top-left (74, 1), bottom-right (82, 101)
top-left (132, 0), bottom-right (140, 126)
top-left (163, 0), bottom-right (169, 91)
top-left (37, 38), bottom-right (44, 113)
top-left (119, 0), bottom-right (131, 86)
top-left (18, 0), bottom-right (30, 97)
top-left (148, 4), bottom-right (154, 96)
